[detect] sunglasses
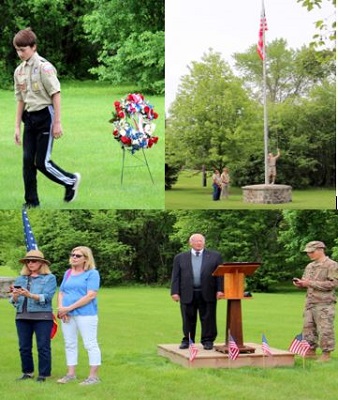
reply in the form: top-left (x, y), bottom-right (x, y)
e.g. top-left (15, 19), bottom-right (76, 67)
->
top-left (70, 253), bottom-right (84, 258)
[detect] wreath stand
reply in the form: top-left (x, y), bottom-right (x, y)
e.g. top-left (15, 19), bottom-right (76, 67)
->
top-left (120, 146), bottom-right (154, 185)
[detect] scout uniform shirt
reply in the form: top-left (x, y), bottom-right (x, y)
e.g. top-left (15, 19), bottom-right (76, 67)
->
top-left (14, 52), bottom-right (60, 112)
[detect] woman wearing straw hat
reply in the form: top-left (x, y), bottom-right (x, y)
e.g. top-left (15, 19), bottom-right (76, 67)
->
top-left (10, 249), bottom-right (57, 382)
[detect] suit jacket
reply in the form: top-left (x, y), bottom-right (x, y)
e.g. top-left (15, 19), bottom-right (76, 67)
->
top-left (171, 249), bottom-right (223, 303)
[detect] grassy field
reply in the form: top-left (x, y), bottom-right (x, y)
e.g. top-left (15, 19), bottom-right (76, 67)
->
top-left (0, 287), bottom-right (337, 400)
top-left (0, 81), bottom-right (164, 209)
top-left (165, 170), bottom-right (336, 209)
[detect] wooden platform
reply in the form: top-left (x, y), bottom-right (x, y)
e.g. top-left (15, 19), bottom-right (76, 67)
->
top-left (158, 343), bottom-right (295, 368)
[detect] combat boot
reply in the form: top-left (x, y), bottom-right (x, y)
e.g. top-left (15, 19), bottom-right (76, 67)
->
top-left (317, 351), bottom-right (331, 362)
top-left (304, 348), bottom-right (317, 358)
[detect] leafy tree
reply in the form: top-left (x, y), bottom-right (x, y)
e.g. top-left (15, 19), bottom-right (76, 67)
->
top-left (297, 0), bottom-right (336, 52)
top-left (278, 210), bottom-right (338, 277)
top-left (165, 163), bottom-right (180, 190)
top-left (83, 0), bottom-right (164, 93)
top-left (2, 210), bottom-right (338, 292)
top-left (0, 0), bottom-right (98, 87)
top-left (269, 81), bottom-right (336, 187)
top-left (114, 210), bottom-right (180, 284)
top-left (234, 39), bottom-right (334, 103)
top-left (34, 210), bottom-right (134, 286)
top-left (166, 49), bottom-right (261, 185)
top-left (0, 211), bottom-right (22, 268)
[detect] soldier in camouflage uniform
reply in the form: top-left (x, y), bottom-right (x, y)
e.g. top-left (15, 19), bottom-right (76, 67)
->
top-left (293, 241), bottom-right (338, 362)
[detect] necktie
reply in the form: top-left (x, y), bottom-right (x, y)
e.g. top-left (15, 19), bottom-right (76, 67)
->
top-left (195, 251), bottom-right (200, 257)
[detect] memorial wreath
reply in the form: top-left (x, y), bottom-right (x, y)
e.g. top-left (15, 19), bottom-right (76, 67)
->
top-left (109, 93), bottom-right (159, 154)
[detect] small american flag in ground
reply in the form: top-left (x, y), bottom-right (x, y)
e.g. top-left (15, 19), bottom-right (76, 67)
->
top-left (189, 338), bottom-right (198, 362)
top-left (262, 334), bottom-right (273, 356)
top-left (22, 209), bottom-right (38, 251)
top-left (228, 334), bottom-right (240, 360)
top-left (257, 1), bottom-right (268, 60)
top-left (288, 333), bottom-right (311, 356)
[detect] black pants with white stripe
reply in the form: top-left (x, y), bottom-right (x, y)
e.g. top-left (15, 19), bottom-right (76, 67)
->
top-left (22, 106), bottom-right (75, 205)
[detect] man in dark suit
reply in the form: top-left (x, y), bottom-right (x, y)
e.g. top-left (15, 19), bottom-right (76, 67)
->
top-left (171, 233), bottom-right (224, 350)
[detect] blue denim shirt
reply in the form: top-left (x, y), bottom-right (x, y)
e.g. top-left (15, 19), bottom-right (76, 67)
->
top-left (11, 274), bottom-right (57, 313)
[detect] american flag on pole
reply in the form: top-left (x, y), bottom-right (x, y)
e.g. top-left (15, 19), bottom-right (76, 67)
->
top-left (262, 334), bottom-right (273, 356)
top-left (228, 334), bottom-right (240, 360)
top-left (189, 337), bottom-right (198, 362)
top-left (22, 209), bottom-right (38, 251)
top-left (257, 1), bottom-right (268, 60)
top-left (288, 333), bottom-right (311, 357)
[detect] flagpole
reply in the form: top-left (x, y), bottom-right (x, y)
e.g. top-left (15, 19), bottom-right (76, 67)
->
top-left (262, 0), bottom-right (269, 185)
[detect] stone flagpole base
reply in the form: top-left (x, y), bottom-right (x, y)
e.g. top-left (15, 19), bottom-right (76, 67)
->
top-left (242, 184), bottom-right (292, 204)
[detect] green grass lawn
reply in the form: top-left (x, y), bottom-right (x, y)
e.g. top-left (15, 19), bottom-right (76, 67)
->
top-left (0, 81), bottom-right (164, 209)
top-left (165, 170), bottom-right (336, 209)
top-left (0, 287), bottom-right (337, 400)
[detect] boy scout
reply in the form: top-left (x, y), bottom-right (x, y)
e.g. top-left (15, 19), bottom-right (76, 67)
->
top-left (13, 28), bottom-right (80, 208)
top-left (293, 241), bottom-right (338, 362)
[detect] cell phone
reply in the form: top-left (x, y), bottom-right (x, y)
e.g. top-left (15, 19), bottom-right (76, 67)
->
top-left (13, 285), bottom-right (22, 289)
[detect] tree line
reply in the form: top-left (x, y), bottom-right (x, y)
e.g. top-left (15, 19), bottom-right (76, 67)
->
top-left (1, 210), bottom-right (337, 291)
top-left (0, 0), bottom-right (164, 94)
top-left (165, 40), bottom-right (335, 189)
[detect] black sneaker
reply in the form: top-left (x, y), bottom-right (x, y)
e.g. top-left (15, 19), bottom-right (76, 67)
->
top-left (64, 173), bottom-right (81, 202)
top-left (17, 373), bottom-right (34, 380)
top-left (36, 376), bottom-right (46, 382)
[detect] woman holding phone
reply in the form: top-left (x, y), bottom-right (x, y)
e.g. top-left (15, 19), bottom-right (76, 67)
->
top-left (10, 249), bottom-right (57, 382)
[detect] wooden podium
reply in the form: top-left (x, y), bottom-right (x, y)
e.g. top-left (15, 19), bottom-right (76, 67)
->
top-left (212, 262), bottom-right (260, 354)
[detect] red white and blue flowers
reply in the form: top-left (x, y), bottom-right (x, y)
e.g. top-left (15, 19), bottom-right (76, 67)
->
top-left (110, 93), bottom-right (159, 153)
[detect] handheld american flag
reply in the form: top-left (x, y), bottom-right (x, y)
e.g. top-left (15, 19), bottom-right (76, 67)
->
top-left (228, 334), bottom-right (240, 360)
top-left (257, 1), bottom-right (268, 60)
top-left (189, 337), bottom-right (198, 362)
top-left (288, 333), bottom-right (311, 357)
top-left (262, 334), bottom-right (273, 356)
top-left (22, 209), bottom-right (38, 251)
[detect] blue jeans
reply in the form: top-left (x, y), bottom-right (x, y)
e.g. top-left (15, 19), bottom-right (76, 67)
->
top-left (212, 183), bottom-right (221, 200)
top-left (16, 319), bottom-right (53, 377)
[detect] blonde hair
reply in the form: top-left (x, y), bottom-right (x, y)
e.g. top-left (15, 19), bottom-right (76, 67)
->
top-left (20, 262), bottom-right (51, 276)
top-left (69, 246), bottom-right (96, 270)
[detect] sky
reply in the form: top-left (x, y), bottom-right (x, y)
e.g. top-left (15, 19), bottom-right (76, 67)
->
top-left (165, 0), bottom-right (335, 111)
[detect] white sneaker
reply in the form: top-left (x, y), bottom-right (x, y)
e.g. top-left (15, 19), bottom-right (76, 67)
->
top-left (57, 375), bottom-right (76, 384)
top-left (79, 377), bottom-right (100, 386)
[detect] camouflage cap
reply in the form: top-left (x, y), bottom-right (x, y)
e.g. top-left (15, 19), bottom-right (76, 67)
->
top-left (303, 241), bottom-right (326, 252)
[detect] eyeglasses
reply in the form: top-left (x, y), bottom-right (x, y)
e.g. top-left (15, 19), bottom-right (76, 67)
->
top-left (70, 253), bottom-right (83, 258)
